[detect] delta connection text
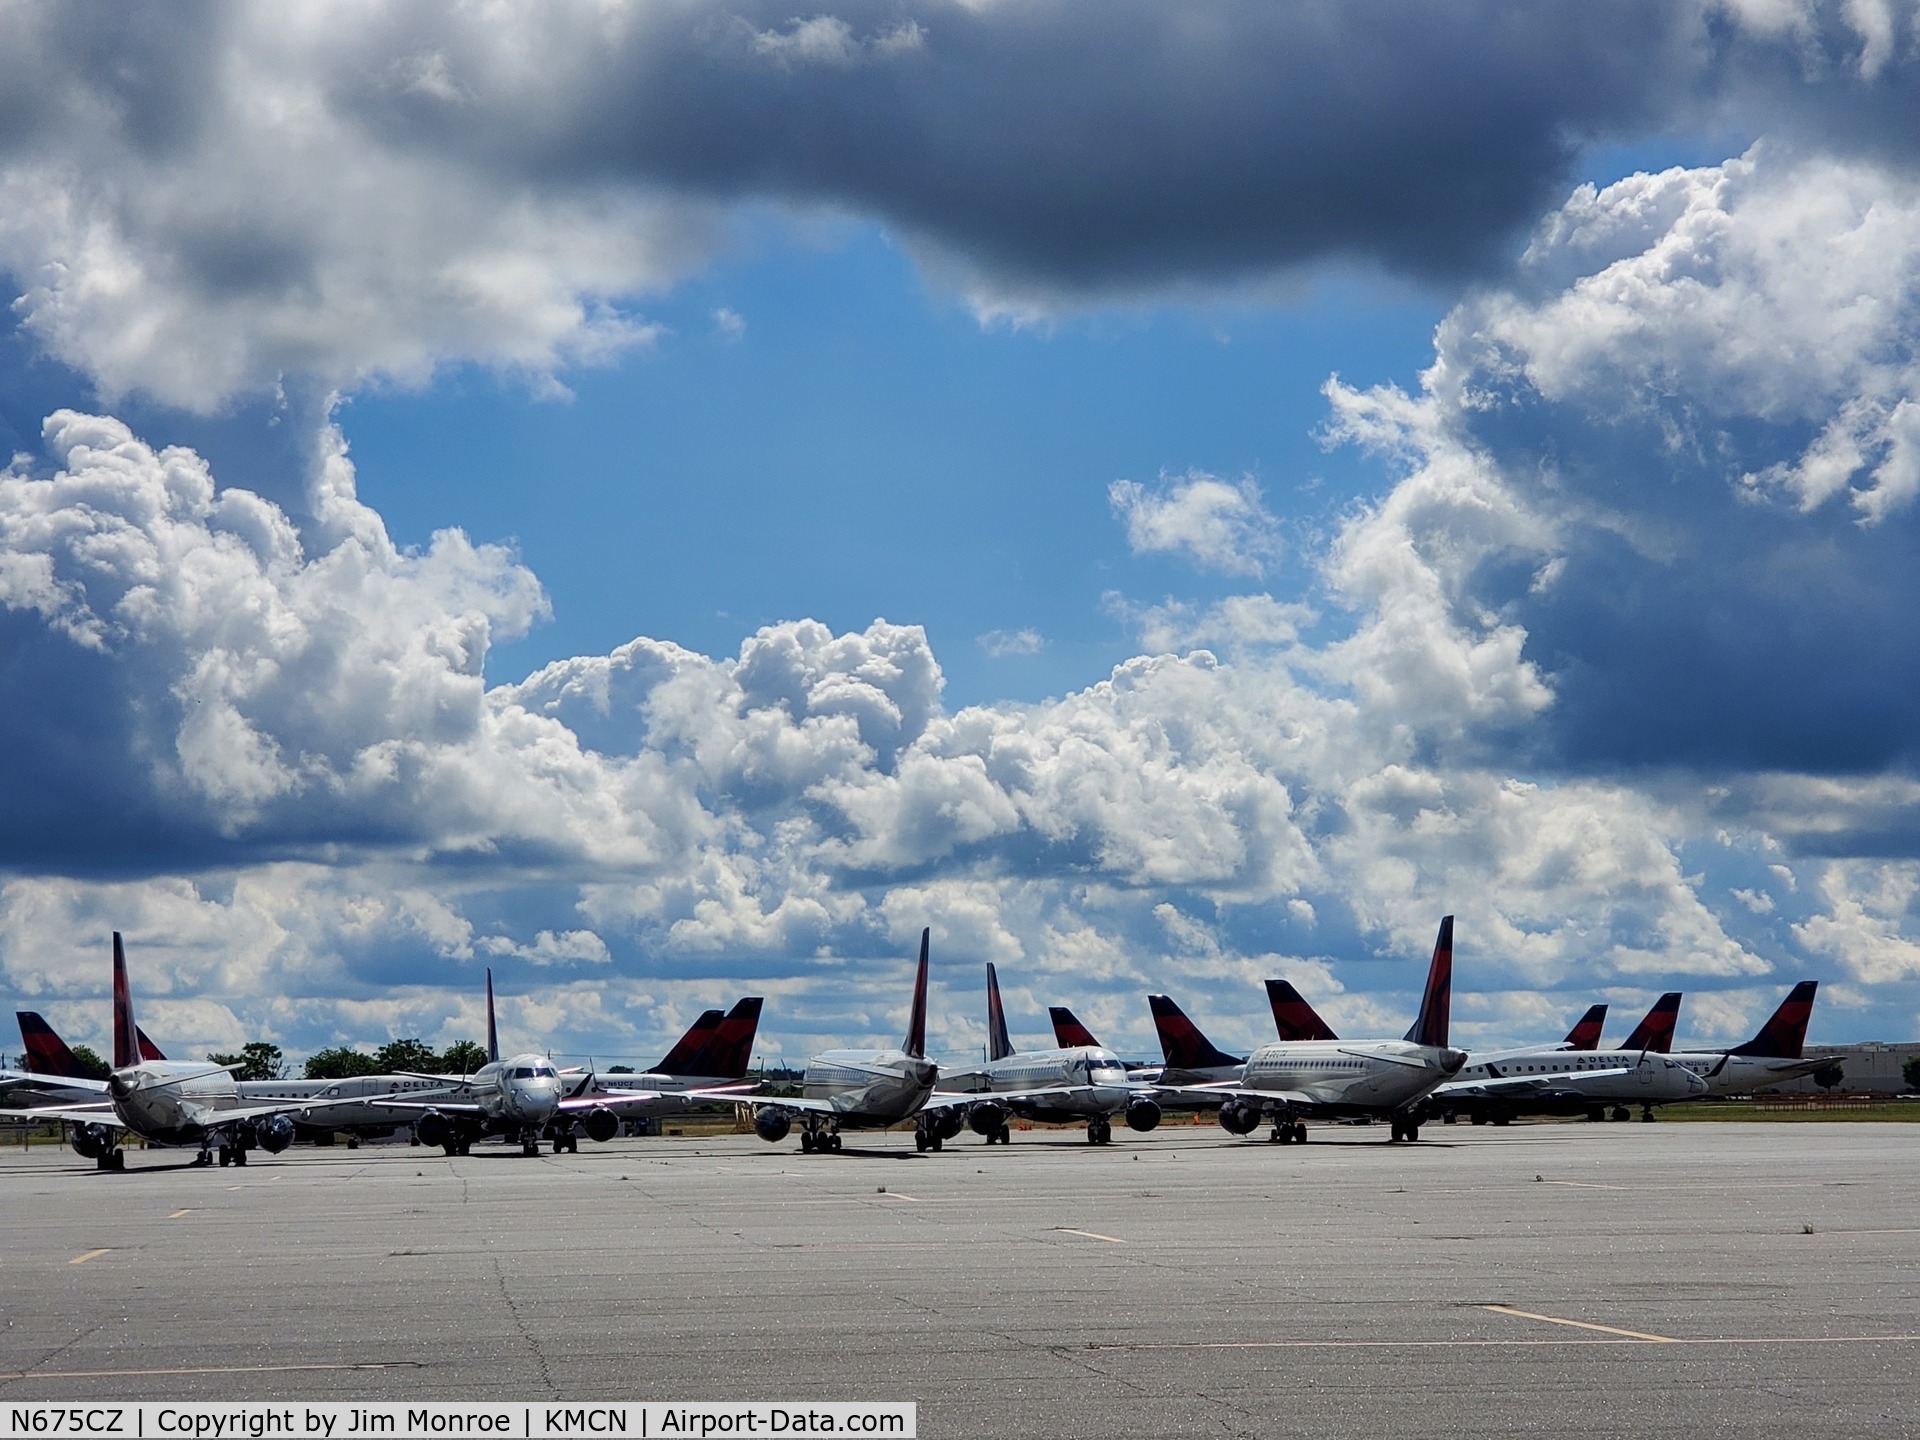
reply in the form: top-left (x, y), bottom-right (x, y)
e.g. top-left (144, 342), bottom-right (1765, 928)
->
top-left (2, 1406), bottom-right (914, 1440)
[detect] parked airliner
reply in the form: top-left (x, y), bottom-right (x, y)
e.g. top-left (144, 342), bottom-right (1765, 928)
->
top-left (1663, 982), bottom-right (1825, 1097)
top-left (941, 965), bottom-right (1162, 1145)
top-left (1156, 916), bottom-right (1468, 1144)
top-left (0, 936), bottom-right (378, 1170)
top-left (734, 929), bottom-right (972, 1154)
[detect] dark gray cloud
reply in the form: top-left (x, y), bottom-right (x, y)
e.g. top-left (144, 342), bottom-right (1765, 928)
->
top-left (7, 2), bottom-right (1920, 407)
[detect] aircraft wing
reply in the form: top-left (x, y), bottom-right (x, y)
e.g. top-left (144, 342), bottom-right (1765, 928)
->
top-left (1437, 1068), bottom-right (1634, 1100)
top-left (560, 1082), bottom-right (759, 1113)
top-left (0, 1069), bottom-right (110, 1098)
top-left (948, 1085), bottom-right (1157, 1109)
top-left (363, 1098), bottom-right (493, 1116)
top-left (0, 1101), bottom-right (125, 1127)
top-left (1148, 1083), bottom-right (1317, 1110)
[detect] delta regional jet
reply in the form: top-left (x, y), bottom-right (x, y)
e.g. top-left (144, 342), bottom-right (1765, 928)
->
top-left (1155, 916), bottom-right (1468, 1144)
top-left (0, 935), bottom-right (383, 1170)
top-left (370, 974), bottom-right (763, 1156)
top-left (941, 964), bottom-right (1163, 1145)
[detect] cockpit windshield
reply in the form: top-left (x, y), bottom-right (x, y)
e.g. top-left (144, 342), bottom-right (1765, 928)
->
top-left (511, 1063), bottom-right (559, 1080)
top-left (1086, 1049), bottom-right (1128, 1079)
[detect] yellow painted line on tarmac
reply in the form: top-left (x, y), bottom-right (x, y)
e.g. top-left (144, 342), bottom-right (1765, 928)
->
top-left (167, 1208), bottom-right (192, 1218)
top-left (0, 1362), bottom-right (420, 1382)
top-left (1481, 1304), bottom-right (1677, 1341)
top-left (1053, 1227), bottom-right (1126, 1244)
top-left (68, 1249), bottom-right (110, 1265)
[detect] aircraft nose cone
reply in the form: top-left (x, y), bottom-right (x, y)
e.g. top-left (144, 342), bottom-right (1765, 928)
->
top-left (1439, 1048), bottom-right (1468, 1074)
top-left (1685, 1069), bottom-right (1708, 1094)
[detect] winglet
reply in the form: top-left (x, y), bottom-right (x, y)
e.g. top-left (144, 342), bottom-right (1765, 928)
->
top-left (1049, 1006), bottom-right (1101, 1049)
top-left (111, 932), bottom-right (141, 1071)
top-left (688, 997), bottom-right (764, 1080)
top-left (1148, 994), bottom-right (1244, 1070)
top-left (485, 968), bottom-right (500, 1065)
top-left (1265, 978), bottom-right (1338, 1041)
top-left (655, 1009), bottom-right (725, 1075)
top-left (1728, 981), bottom-right (1818, 1059)
top-left (17, 1012), bottom-right (88, 1078)
top-left (985, 964), bottom-right (1015, 1061)
top-left (1619, 993), bottom-right (1682, 1053)
top-left (1562, 1003), bottom-right (1607, 1051)
top-left (1402, 915), bottom-right (1453, 1048)
top-left (902, 928), bottom-right (930, 1060)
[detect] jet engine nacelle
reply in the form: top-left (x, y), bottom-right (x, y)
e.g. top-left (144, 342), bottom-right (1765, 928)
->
top-left (930, 1107), bottom-right (966, 1141)
top-left (1125, 1098), bottom-right (1162, 1133)
top-left (1218, 1101), bottom-right (1262, 1135)
top-left (581, 1107), bottom-right (620, 1144)
top-left (69, 1121), bottom-right (115, 1160)
top-left (415, 1109), bottom-right (453, 1149)
top-left (753, 1109), bottom-right (792, 1144)
top-left (254, 1115), bottom-right (296, 1154)
top-left (967, 1102), bottom-right (1009, 1136)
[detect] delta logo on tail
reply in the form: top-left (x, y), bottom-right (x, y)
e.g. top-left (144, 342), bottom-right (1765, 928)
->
top-left (686, 997), bottom-right (764, 1080)
top-left (656, 1009), bottom-right (726, 1075)
top-left (17, 1012), bottom-right (91, 1078)
top-left (1265, 979), bottom-right (1337, 1042)
top-left (1048, 1006), bottom-right (1102, 1050)
top-left (985, 964), bottom-right (1015, 1063)
top-left (1728, 981), bottom-right (1818, 1059)
top-left (1402, 915), bottom-right (1452, 1049)
top-left (1619, 993), bottom-right (1682, 1053)
top-left (1147, 994), bottom-right (1245, 1072)
top-left (1562, 1004), bottom-right (1608, 1052)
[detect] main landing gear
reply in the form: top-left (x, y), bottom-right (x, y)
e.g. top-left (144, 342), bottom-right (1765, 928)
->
top-left (801, 1127), bottom-right (843, 1154)
top-left (914, 1124), bottom-right (943, 1152)
top-left (1389, 1116), bottom-right (1422, 1142)
top-left (1640, 1105), bottom-right (1657, 1123)
top-left (95, 1151), bottom-right (126, 1171)
top-left (550, 1125), bottom-right (580, 1154)
top-left (201, 1140), bottom-right (250, 1167)
top-left (1085, 1119), bottom-right (1112, 1146)
top-left (982, 1123), bottom-right (1012, 1145)
top-left (1267, 1122), bottom-right (1308, 1144)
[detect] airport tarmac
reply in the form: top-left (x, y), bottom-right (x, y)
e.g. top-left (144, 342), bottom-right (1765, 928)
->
top-left (1, 1122), bottom-right (1916, 1438)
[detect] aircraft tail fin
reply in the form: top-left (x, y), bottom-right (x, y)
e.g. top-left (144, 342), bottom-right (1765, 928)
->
top-left (485, 968), bottom-right (500, 1064)
top-left (17, 1012), bottom-right (89, 1078)
top-left (1729, 981), bottom-right (1818, 1058)
top-left (655, 1009), bottom-right (725, 1075)
top-left (1619, 993), bottom-right (1682, 1053)
top-left (686, 997), bottom-right (763, 1080)
top-left (1048, 1006), bottom-right (1101, 1049)
top-left (902, 928), bottom-right (930, 1059)
top-left (1264, 979), bottom-right (1338, 1041)
top-left (1148, 994), bottom-right (1243, 1070)
top-left (136, 1026), bottom-right (166, 1061)
top-left (985, 964), bottom-right (1015, 1061)
top-left (111, 932), bottom-right (142, 1071)
top-left (1563, 1003), bottom-right (1607, 1051)
top-left (1402, 915), bottom-right (1454, 1048)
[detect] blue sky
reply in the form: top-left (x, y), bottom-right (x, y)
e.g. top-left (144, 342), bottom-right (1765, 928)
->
top-left (2, 2), bottom-right (1919, 1070)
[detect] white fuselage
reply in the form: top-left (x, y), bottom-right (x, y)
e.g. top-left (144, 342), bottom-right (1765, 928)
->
top-left (803, 1048), bottom-right (938, 1128)
top-left (455, 1054), bottom-right (564, 1132)
top-left (945, 1046), bottom-right (1138, 1120)
top-left (236, 1075), bottom-right (460, 1129)
top-left (1436, 1050), bottom-right (1707, 1106)
top-left (1239, 1040), bottom-right (1467, 1114)
top-left (1664, 1051), bottom-right (1828, 1097)
top-left (106, 1062), bottom-right (247, 1144)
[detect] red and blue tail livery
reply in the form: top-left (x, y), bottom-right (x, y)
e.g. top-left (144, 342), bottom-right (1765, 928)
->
top-left (1401, 915), bottom-right (1453, 1049)
top-left (1265, 979), bottom-right (1338, 1042)
top-left (1620, 993), bottom-right (1682, 1053)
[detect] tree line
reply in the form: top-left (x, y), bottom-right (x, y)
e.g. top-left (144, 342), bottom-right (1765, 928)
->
top-left (13, 1038), bottom-right (491, 1082)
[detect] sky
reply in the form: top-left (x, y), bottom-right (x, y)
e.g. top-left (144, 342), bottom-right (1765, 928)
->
top-left (3, 0), bottom-right (1920, 1070)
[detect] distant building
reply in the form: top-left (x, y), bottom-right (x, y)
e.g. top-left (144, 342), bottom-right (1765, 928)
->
top-left (1752, 1042), bottom-right (1920, 1095)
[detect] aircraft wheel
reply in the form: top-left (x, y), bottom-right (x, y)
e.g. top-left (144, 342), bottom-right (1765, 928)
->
top-left (998, 1125), bottom-right (1012, 1145)
top-left (217, 1147), bottom-right (231, 1167)
top-left (1641, 1108), bottom-right (1656, 1123)
top-left (1293, 1123), bottom-right (1308, 1143)
top-left (1611, 1106), bottom-right (1630, 1122)
top-left (1405, 1124), bottom-right (1420, 1142)
top-left (932, 1134), bottom-right (943, 1151)
top-left (800, 1132), bottom-right (815, 1153)
top-left (234, 1147), bottom-right (248, 1166)
top-left (347, 1135), bottom-right (361, 1149)
top-left (915, 1130), bottom-right (928, 1152)
top-left (1267, 1127), bottom-right (1284, 1144)
top-left (829, 1134), bottom-right (842, 1152)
